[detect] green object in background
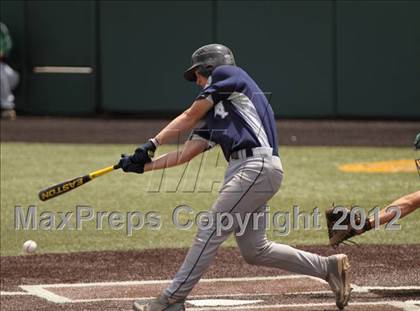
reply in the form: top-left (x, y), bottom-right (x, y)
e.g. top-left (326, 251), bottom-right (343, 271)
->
top-left (1, 143), bottom-right (419, 256)
top-left (25, 0), bottom-right (96, 115)
top-left (1, 0), bottom-right (420, 118)
top-left (100, 1), bottom-right (213, 114)
top-left (0, 0), bottom-right (26, 110)
top-left (0, 22), bottom-right (12, 57)
top-left (336, 1), bottom-right (420, 118)
top-left (217, 0), bottom-right (334, 118)
top-left (414, 133), bottom-right (420, 150)
top-left (26, 0), bottom-right (95, 66)
top-left (27, 75), bottom-right (96, 115)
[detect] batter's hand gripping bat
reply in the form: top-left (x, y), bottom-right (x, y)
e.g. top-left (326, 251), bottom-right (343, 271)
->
top-left (38, 164), bottom-right (120, 201)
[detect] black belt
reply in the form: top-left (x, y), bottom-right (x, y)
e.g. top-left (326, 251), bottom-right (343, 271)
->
top-left (229, 148), bottom-right (254, 160)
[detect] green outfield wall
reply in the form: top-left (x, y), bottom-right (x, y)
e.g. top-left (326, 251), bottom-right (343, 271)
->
top-left (1, 0), bottom-right (419, 118)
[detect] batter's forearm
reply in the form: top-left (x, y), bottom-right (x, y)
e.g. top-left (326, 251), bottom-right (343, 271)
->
top-left (154, 99), bottom-right (214, 145)
top-left (155, 111), bottom-right (198, 145)
top-left (144, 150), bottom-right (186, 172)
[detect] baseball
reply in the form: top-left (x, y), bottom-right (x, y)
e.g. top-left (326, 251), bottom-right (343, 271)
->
top-left (22, 240), bottom-right (37, 253)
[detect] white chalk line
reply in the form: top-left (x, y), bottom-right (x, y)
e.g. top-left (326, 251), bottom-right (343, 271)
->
top-left (0, 291), bottom-right (31, 296)
top-left (352, 284), bottom-right (420, 293)
top-left (187, 300), bottom-right (420, 311)
top-left (66, 291), bottom-right (332, 303)
top-left (28, 289), bottom-right (420, 304)
top-left (15, 275), bottom-right (420, 309)
top-left (18, 275), bottom-right (322, 304)
top-left (19, 285), bottom-right (72, 303)
top-left (51, 298), bottom-right (420, 311)
top-left (21, 274), bottom-right (318, 289)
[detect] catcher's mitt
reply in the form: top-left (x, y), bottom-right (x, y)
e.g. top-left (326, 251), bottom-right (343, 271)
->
top-left (325, 206), bottom-right (370, 247)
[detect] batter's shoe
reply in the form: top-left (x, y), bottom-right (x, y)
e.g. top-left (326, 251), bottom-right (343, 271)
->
top-left (132, 294), bottom-right (185, 311)
top-left (326, 254), bottom-right (351, 310)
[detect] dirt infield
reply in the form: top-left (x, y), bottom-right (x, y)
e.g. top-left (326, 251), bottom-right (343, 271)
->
top-left (1, 245), bottom-right (419, 310)
top-left (2, 118), bottom-right (420, 310)
top-left (1, 117), bottom-right (419, 146)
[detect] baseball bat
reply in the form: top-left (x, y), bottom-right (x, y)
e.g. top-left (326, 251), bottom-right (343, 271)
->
top-left (38, 164), bottom-right (120, 201)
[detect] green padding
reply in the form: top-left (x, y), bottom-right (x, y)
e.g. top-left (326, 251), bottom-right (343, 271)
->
top-left (26, 0), bottom-right (95, 66)
top-left (26, 75), bottom-right (95, 115)
top-left (22, 0), bottom-right (96, 115)
top-left (100, 1), bottom-right (213, 113)
top-left (337, 1), bottom-right (420, 118)
top-left (0, 0), bottom-right (26, 110)
top-left (0, 1), bottom-right (25, 63)
top-left (4, 0), bottom-right (419, 118)
top-left (217, 1), bottom-right (334, 118)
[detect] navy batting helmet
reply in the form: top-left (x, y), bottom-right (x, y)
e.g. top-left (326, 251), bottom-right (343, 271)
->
top-left (184, 44), bottom-right (236, 81)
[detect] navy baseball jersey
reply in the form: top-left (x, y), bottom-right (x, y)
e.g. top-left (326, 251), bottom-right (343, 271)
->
top-left (190, 65), bottom-right (279, 160)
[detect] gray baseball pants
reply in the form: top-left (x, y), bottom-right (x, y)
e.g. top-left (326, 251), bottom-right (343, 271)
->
top-left (0, 62), bottom-right (19, 110)
top-left (165, 149), bottom-right (329, 300)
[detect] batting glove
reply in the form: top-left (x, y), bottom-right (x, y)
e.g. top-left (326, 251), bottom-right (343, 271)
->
top-left (132, 139), bottom-right (158, 164)
top-left (118, 154), bottom-right (145, 174)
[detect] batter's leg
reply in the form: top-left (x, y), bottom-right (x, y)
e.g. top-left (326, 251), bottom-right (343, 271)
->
top-left (164, 157), bottom-right (282, 301)
top-left (235, 205), bottom-right (329, 279)
top-left (235, 205), bottom-right (351, 309)
top-left (163, 216), bottom-right (231, 300)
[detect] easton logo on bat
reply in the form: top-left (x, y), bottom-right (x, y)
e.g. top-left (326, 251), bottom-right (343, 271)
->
top-left (38, 165), bottom-right (117, 202)
top-left (39, 177), bottom-right (85, 200)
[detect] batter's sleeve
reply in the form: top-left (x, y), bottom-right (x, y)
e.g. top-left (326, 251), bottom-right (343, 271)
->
top-left (196, 66), bottom-right (238, 105)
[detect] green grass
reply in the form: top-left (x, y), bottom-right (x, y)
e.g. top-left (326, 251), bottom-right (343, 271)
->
top-left (1, 143), bottom-right (419, 256)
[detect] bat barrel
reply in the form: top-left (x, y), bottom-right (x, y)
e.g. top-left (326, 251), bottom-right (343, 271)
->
top-left (38, 164), bottom-right (120, 202)
top-left (38, 175), bottom-right (91, 201)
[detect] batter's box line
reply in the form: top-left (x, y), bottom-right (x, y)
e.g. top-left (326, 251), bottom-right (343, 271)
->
top-left (18, 285), bottom-right (72, 303)
top-left (351, 285), bottom-right (420, 294)
top-left (0, 291), bottom-right (32, 296)
top-left (22, 275), bottom-right (319, 289)
top-left (19, 275), bottom-right (324, 304)
top-left (19, 275), bottom-right (420, 307)
top-left (187, 301), bottom-right (420, 311)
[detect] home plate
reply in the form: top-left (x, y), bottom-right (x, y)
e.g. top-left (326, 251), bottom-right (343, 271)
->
top-left (188, 299), bottom-right (263, 307)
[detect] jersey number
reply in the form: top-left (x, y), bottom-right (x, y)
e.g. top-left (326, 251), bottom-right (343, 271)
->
top-left (214, 102), bottom-right (228, 119)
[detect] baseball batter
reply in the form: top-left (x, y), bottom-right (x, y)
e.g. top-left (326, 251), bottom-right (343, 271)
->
top-left (119, 44), bottom-right (351, 311)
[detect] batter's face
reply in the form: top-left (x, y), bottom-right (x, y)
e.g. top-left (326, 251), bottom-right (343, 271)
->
top-left (195, 71), bottom-right (208, 88)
